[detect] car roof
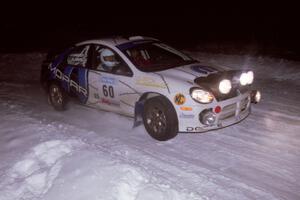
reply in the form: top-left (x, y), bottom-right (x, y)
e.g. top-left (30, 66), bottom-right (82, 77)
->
top-left (76, 36), bottom-right (159, 47)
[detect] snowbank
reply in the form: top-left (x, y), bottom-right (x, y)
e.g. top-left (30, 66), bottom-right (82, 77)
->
top-left (0, 99), bottom-right (197, 200)
top-left (0, 53), bottom-right (45, 83)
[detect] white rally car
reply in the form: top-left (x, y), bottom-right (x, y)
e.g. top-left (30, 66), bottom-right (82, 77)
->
top-left (41, 36), bottom-right (261, 141)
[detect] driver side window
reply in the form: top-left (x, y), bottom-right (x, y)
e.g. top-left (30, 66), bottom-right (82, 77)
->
top-left (92, 45), bottom-right (133, 77)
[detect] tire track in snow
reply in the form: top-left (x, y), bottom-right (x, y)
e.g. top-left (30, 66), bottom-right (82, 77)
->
top-left (161, 127), bottom-right (300, 200)
top-left (86, 113), bottom-right (300, 200)
top-left (74, 127), bottom-right (280, 200)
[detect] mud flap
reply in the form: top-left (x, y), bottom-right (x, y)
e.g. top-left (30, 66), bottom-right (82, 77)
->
top-left (133, 100), bottom-right (144, 128)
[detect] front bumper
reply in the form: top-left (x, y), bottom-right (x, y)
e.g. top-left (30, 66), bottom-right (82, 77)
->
top-left (178, 91), bottom-right (252, 133)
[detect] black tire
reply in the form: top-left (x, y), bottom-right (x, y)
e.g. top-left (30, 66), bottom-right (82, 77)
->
top-left (48, 83), bottom-right (67, 111)
top-left (143, 96), bottom-right (178, 141)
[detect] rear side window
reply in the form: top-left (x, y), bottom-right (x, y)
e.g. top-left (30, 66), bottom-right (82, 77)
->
top-left (66, 45), bottom-right (90, 67)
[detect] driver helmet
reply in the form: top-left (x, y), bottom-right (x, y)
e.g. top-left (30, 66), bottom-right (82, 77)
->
top-left (100, 48), bottom-right (119, 69)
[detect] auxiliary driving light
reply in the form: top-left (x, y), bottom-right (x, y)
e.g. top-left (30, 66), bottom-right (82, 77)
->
top-left (247, 71), bottom-right (254, 84)
top-left (240, 71), bottom-right (254, 85)
top-left (255, 90), bottom-right (261, 103)
top-left (199, 109), bottom-right (216, 126)
top-left (219, 79), bottom-right (232, 94)
top-left (240, 73), bottom-right (248, 86)
top-left (251, 90), bottom-right (261, 103)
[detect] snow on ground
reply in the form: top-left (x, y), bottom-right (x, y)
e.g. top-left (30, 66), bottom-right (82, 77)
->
top-left (0, 52), bottom-right (299, 200)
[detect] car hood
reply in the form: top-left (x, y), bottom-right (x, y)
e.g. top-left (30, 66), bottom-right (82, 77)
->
top-left (154, 63), bottom-right (249, 102)
top-left (153, 63), bottom-right (224, 91)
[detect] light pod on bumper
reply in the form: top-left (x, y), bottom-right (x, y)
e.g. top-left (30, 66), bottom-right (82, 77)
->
top-left (199, 109), bottom-right (216, 126)
top-left (240, 73), bottom-right (248, 86)
top-left (240, 71), bottom-right (254, 85)
top-left (251, 90), bottom-right (261, 103)
top-left (247, 71), bottom-right (254, 84)
top-left (219, 79), bottom-right (232, 94)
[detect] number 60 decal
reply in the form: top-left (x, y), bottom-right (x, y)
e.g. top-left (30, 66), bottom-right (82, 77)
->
top-left (103, 85), bottom-right (114, 98)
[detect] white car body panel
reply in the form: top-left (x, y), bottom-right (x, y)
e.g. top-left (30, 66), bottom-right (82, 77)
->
top-left (53, 36), bottom-right (254, 133)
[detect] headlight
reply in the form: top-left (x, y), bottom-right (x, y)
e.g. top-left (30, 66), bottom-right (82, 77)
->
top-left (255, 90), bottom-right (261, 102)
top-left (240, 71), bottom-right (254, 85)
top-left (190, 88), bottom-right (214, 103)
top-left (219, 79), bottom-right (232, 94)
top-left (251, 90), bottom-right (261, 103)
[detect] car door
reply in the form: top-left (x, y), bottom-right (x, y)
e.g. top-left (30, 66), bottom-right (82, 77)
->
top-left (87, 44), bottom-right (136, 116)
top-left (58, 44), bottom-right (92, 104)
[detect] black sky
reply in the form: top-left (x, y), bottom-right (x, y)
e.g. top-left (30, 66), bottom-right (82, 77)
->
top-left (1, 1), bottom-right (299, 57)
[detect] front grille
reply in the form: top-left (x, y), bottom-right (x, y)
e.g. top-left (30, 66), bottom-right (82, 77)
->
top-left (219, 103), bottom-right (236, 120)
top-left (240, 97), bottom-right (249, 111)
top-left (219, 97), bottom-right (249, 120)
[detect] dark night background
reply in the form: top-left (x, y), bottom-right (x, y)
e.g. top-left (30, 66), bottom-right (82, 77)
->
top-left (1, 1), bottom-right (299, 59)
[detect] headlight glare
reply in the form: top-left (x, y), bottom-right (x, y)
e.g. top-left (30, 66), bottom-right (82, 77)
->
top-left (191, 88), bottom-right (214, 103)
top-left (219, 79), bottom-right (232, 94)
top-left (255, 90), bottom-right (261, 102)
top-left (247, 71), bottom-right (254, 84)
top-left (240, 73), bottom-right (248, 86)
top-left (240, 71), bottom-right (254, 85)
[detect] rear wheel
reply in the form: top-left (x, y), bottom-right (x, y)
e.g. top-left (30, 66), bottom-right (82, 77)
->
top-left (48, 83), bottom-right (67, 111)
top-left (143, 96), bottom-right (178, 141)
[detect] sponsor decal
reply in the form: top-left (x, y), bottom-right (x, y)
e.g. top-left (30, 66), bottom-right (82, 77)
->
top-left (101, 77), bottom-right (116, 85)
top-left (136, 77), bottom-right (166, 89)
top-left (48, 66), bottom-right (88, 97)
top-left (180, 106), bottom-right (193, 111)
top-left (100, 98), bottom-right (120, 107)
top-left (179, 113), bottom-right (195, 119)
top-left (174, 93), bottom-right (186, 105)
top-left (67, 55), bottom-right (87, 66)
top-left (67, 46), bottom-right (89, 66)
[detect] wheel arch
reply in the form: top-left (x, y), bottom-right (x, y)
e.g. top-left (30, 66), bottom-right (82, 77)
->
top-left (133, 91), bottom-right (178, 127)
top-left (46, 79), bottom-right (62, 93)
top-left (138, 92), bottom-right (179, 140)
top-left (48, 80), bottom-right (68, 111)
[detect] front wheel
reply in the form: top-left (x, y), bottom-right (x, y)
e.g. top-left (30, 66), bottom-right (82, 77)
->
top-left (48, 83), bottom-right (67, 111)
top-left (143, 96), bottom-right (178, 141)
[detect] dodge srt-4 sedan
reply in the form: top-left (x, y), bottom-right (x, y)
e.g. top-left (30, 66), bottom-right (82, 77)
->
top-left (41, 36), bottom-right (261, 141)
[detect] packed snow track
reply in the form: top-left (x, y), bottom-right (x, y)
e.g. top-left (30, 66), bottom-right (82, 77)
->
top-left (0, 52), bottom-right (299, 200)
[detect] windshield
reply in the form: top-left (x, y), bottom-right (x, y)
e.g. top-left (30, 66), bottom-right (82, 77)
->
top-left (118, 42), bottom-right (197, 72)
